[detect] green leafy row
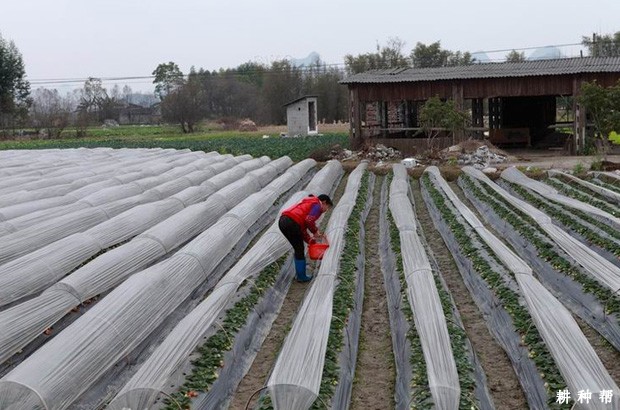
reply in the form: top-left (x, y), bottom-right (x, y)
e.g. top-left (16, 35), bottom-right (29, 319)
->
top-left (461, 175), bottom-right (620, 316)
top-left (0, 133), bottom-right (349, 162)
top-left (545, 177), bottom-right (620, 218)
top-left (258, 173), bottom-right (370, 410)
top-left (387, 209), bottom-right (432, 409)
top-left (423, 245), bottom-right (477, 408)
top-left (589, 177), bottom-right (620, 195)
top-left (423, 174), bottom-right (566, 408)
top-left (505, 181), bottom-right (620, 256)
top-left (163, 255), bottom-right (289, 410)
top-left (310, 172), bottom-right (370, 409)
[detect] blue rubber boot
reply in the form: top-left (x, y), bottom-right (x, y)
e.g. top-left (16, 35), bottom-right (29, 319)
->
top-left (294, 258), bottom-right (312, 282)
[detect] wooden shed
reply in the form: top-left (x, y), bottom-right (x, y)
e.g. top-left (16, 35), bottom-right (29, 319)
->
top-left (285, 95), bottom-right (318, 137)
top-left (340, 56), bottom-right (620, 154)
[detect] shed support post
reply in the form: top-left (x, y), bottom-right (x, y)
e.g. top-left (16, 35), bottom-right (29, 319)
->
top-left (472, 98), bottom-right (484, 139)
top-left (572, 78), bottom-right (586, 155)
top-left (452, 83), bottom-right (465, 144)
top-left (350, 87), bottom-right (363, 149)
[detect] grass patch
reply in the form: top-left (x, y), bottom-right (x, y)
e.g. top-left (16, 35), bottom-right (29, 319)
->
top-left (0, 127), bottom-right (349, 162)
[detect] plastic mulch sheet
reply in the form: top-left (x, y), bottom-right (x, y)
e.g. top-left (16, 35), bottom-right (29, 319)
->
top-left (267, 162), bottom-right (368, 410)
top-left (464, 166), bottom-right (620, 295)
top-left (458, 176), bottom-right (620, 351)
top-left (107, 160), bottom-right (344, 410)
top-left (427, 166), bottom-right (619, 410)
top-left (0, 157), bottom-right (312, 409)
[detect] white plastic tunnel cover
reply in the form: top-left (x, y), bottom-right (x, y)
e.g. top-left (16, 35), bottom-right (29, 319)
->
top-left (0, 156), bottom-right (304, 410)
top-left (428, 166), bottom-right (619, 409)
top-left (392, 165), bottom-right (460, 410)
top-left (501, 167), bottom-right (620, 229)
top-left (267, 162), bottom-right (368, 410)
top-left (463, 166), bottom-right (620, 295)
top-left (0, 156), bottom-right (278, 365)
top-left (106, 160), bottom-right (344, 410)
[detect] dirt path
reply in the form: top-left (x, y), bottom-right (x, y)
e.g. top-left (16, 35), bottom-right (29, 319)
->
top-left (576, 317), bottom-right (620, 387)
top-left (350, 175), bottom-right (395, 410)
top-left (451, 177), bottom-right (620, 389)
top-left (229, 280), bottom-right (313, 410)
top-left (229, 174), bottom-right (349, 409)
top-left (411, 179), bottom-right (527, 410)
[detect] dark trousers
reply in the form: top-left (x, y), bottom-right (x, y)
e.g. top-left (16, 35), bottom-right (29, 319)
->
top-left (278, 215), bottom-right (305, 260)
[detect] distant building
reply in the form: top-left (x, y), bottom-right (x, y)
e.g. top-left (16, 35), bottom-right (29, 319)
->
top-left (118, 103), bottom-right (161, 125)
top-left (285, 96), bottom-right (318, 137)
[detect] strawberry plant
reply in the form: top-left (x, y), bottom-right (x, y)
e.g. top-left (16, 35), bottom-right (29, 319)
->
top-left (504, 181), bottom-right (620, 256)
top-left (590, 177), bottom-right (620, 194)
top-left (311, 172), bottom-right (369, 409)
top-left (461, 175), bottom-right (620, 317)
top-left (422, 174), bottom-right (566, 408)
top-left (163, 255), bottom-right (288, 409)
top-left (546, 177), bottom-right (620, 217)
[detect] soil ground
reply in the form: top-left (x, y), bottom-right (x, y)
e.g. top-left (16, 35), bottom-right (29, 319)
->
top-left (229, 280), bottom-right (312, 410)
top-left (501, 150), bottom-right (620, 171)
top-left (412, 180), bottom-right (528, 410)
top-left (350, 176), bottom-right (395, 410)
top-left (227, 160), bottom-right (619, 409)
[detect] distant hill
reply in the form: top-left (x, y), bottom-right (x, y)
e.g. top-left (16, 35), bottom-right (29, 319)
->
top-left (471, 51), bottom-right (491, 63)
top-left (527, 46), bottom-right (563, 60)
top-left (291, 52), bottom-right (321, 67)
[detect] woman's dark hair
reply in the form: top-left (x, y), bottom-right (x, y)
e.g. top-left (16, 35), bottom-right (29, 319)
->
top-left (318, 194), bottom-right (333, 206)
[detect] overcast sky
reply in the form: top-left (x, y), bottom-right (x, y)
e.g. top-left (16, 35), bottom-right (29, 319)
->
top-left (2, 0), bottom-right (619, 93)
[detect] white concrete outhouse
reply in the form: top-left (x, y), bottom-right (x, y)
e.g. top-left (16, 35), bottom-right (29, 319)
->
top-left (284, 95), bottom-right (318, 137)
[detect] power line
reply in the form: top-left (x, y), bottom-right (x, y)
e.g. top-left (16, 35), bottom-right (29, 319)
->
top-left (472, 42), bottom-right (583, 54)
top-left (26, 40), bottom-right (595, 87)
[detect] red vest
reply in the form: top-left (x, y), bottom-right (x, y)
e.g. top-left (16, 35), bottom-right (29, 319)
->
top-left (281, 196), bottom-right (321, 228)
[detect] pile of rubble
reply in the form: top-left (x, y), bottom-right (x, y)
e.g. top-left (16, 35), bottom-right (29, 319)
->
top-left (238, 119), bottom-right (258, 132)
top-left (441, 141), bottom-right (508, 172)
top-left (457, 145), bottom-right (508, 170)
top-left (101, 119), bottom-right (120, 128)
top-left (331, 143), bottom-right (402, 162)
top-left (328, 141), bottom-right (507, 172)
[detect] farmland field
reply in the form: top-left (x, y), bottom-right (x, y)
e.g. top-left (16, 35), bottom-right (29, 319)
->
top-left (0, 147), bottom-right (619, 410)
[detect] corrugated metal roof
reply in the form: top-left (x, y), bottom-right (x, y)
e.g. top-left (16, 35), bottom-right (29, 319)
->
top-left (340, 57), bottom-right (620, 84)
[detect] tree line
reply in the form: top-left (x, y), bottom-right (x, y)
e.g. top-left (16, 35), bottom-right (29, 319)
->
top-left (1, 32), bottom-right (620, 137)
top-left (153, 59), bottom-right (348, 133)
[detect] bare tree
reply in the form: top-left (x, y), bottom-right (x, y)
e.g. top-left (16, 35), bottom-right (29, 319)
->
top-left (76, 78), bottom-right (123, 123)
top-left (29, 88), bottom-right (72, 138)
top-left (122, 85), bottom-right (132, 104)
top-left (160, 69), bottom-right (205, 133)
top-left (344, 37), bottom-right (410, 75)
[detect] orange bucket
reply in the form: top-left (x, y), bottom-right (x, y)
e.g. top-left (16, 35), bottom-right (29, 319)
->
top-left (308, 239), bottom-right (329, 260)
